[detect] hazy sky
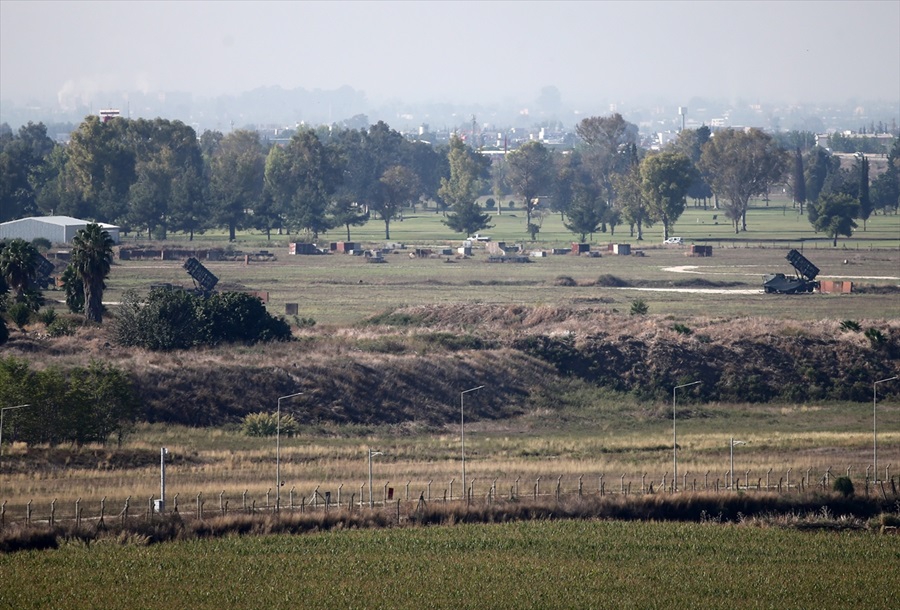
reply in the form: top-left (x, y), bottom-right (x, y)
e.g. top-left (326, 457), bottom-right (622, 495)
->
top-left (2, 0), bottom-right (898, 107)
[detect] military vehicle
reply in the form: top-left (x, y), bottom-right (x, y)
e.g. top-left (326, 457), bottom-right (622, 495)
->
top-left (763, 249), bottom-right (820, 294)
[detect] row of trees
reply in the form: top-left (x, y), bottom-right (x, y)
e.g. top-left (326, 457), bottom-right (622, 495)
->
top-left (0, 357), bottom-right (137, 446)
top-left (2, 117), bottom-right (898, 247)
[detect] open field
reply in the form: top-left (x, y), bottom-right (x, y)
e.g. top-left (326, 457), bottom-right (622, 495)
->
top-left (2, 395), bottom-right (898, 522)
top-left (81, 201), bottom-right (900, 326)
top-left (2, 520), bottom-right (899, 610)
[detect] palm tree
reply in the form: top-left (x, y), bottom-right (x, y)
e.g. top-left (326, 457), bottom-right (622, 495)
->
top-left (0, 238), bottom-right (39, 301)
top-left (71, 223), bottom-right (114, 323)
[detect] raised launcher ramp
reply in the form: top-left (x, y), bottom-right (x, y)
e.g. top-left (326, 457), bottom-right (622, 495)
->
top-left (763, 249), bottom-right (820, 294)
top-left (183, 257), bottom-right (219, 295)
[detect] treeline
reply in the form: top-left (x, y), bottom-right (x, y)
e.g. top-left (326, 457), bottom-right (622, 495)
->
top-left (0, 357), bottom-right (137, 446)
top-left (1, 117), bottom-right (898, 246)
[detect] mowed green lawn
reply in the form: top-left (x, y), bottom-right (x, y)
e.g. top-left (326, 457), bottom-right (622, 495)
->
top-left (2, 520), bottom-right (897, 610)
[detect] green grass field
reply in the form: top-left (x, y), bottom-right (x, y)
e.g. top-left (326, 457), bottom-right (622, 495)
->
top-left (96, 198), bottom-right (899, 325)
top-left (2, 520), bottom-right (898, 610)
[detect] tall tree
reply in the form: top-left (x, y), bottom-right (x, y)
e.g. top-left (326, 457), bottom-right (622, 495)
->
top-left (672, 126), bottom-right (713, 208)
top-left (506, 140), bottom-right (552, 237)
top-left (438, 135), bottom-right (489, 210)
top-left (791, 147), bottom-right (807, 215)
top-left (699, 128), bottom-right (787, 233)
top-left (70, 223), bottom-right (114, 323)
top-left (870, 138), bottom-right (900, 214)
top-left (0, 238), bottom-right (39, 301)
top-left (611, 146), bottom-right (652, 240)
top-left (576, 113), bottom-right (639, 204)
top-left (640, 151), bottom-right (696, 240)
top-left (856, 155), bottom-right (872, 231)
top-left (330, 192), bottom-right (369, 241)
top-left (376, 165), bottom-right (420, 239)
top-left (65, 115), bottom-right (135, 224)
top-left (0, 122), bottom-right (56, 221)
top-left (279, 129), bottom-right (342, 239)
top-left (804, 147), bottom-right (840, 205)
top-left (208, 130), bottom-right (265, 241)
top-left (810, 192), bottom-right (859, 247)
top-left (441, 135), bottom-right (492, 236)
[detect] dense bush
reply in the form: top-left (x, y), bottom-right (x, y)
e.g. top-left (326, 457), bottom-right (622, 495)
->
top-left (113, 289), bottom-right (292, 350)
top-left (0, 357), bottom-right (137, 446)
top-left (833, 476), bottom-right (855, 497)
top-left (241, 412), bottom-right (300, 437)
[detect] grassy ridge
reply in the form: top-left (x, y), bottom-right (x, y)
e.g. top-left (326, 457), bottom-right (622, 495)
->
top-left (2, 518), bottom-right (898, 609)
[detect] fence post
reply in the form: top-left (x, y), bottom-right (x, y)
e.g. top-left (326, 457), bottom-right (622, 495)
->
top-left (314, 486), bottom-right (320, 510)
top-left (556, 476), bottom-right (562, 501)
top-left (147, 496), bottom-right (153, 521)
top-left (745, 470), bottom-right (751, 490)
top-left (661, 472), bottom-right (667, 493)
top-left (805, 468), bottom-right (811, 489)
top-left (427, 480), bottom-right (432, 501)
top-left (825, 467), bottom-right (831, 488)
top-left (578, 475), bottom-right (583, 497)
top-left (196, 493), bottom-right (202, 520)
top-left (766, 469), bottom-right (772, 490)
top-left (620, 474), bottom-right (625, 495)
top-left (682, 472), bottom-right (688, 493)
top-left (26, 499), bottom-right (32, 525)
top-left (469, 479), bottom-right (475, 505)
top-left (349, 493), bottom-right (355, 511)
top-left (75, 498), bottom-right (81, 528)
top-left (219, 491), bottom-right (225, 516)
top-left (406, 481), bottom-right (411, 501)
top-left (705, 471), bottom-right (710, 490)
top-left (1, 500), bottom-right (5, 527)
top-left (396, 499), bottom-right (401, 524)
top-left (50, 498), bottom-right (56, 527)
top-left (360, 483), bottom-right (365, 508)
top-left (886, 464), bottom-right (890, 483)
top-left (266, 488), bottom-right (271, 511)
top-left (338, 483), bottom-right (343, 507)
top-left (786, 468), bottom-right (792, 491)
top-left (121, 496), bottom-right (130, 525)
top-left (515, 477), bottom-right (520, 499)
top-left (641, 473), bottom-right (647, 494)
top-left (491, 478), bottom-right (497, 503)
top-left (99, 496), bottom-right (106, 524)
top-left (846, 465), bottom-right (851, 479)
top-left (301, 497), bottom-right (305, 514)
top-left (536, 477), bottom-right (541, 499)
top-left (449, 479), bottom-right (453, 502)
top-left (383, 482), bottom-right (388, 507)
top-left (289, 487), bottom-right (295, 512)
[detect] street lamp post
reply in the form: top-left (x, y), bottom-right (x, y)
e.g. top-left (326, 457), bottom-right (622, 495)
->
top-left (368, 448), bottom-right (383, 508)
top-left (730, 437), bottom-right (746, 490)
top-left (673, 382), bottom-right (700, 492)
top-left (874, 376), bottom-right (898, 482)
top-left (0, 404), bottom-right (29, 468)
top-left (276, 392), bottom-right (304, 512)
top-left (460, 385), bottom-right (485, 497)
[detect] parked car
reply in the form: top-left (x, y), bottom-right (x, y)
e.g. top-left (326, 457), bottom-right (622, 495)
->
top-left (469, 233), bottom-right (491, 242)
top-left (663, 237), bottom-right (683, 245)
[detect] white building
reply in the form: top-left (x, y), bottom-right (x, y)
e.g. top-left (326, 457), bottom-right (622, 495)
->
top-left (0, 216), bottom-right (120, 245)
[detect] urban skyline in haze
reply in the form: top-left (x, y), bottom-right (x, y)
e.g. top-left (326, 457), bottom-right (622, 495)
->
top-left (1, 1), bottom-right (898, 131)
